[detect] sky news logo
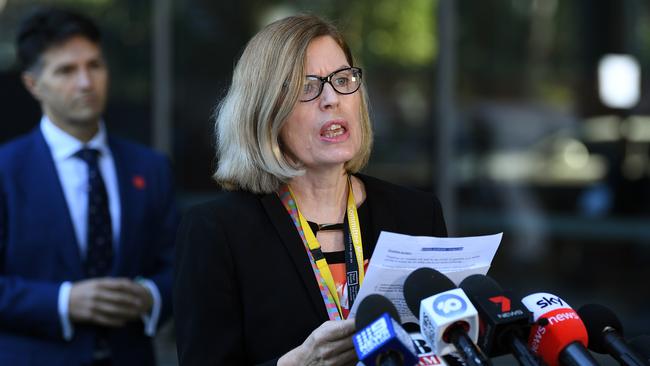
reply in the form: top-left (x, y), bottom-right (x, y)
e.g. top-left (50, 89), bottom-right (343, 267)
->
top-left (546, 310), bottom-right (580, 325)
top-left (536, 296), bottom-right (565, 309)
top-left (522, 292), bottom-right (571, 320)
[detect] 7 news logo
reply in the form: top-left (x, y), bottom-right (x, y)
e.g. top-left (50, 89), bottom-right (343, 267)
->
top-left (489, 296), bottom-right (510, 312)
top-left (489, 295), bottom-right (525, 319)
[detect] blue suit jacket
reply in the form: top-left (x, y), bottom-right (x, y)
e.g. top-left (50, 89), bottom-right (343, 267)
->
top-left (0, 127), bottom-right (178, 366)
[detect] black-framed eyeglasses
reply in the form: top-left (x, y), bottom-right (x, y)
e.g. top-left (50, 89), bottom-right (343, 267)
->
top-left (300, 67), bottom-right (363, 102)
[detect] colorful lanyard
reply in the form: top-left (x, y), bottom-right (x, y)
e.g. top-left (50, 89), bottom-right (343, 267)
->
top-left (278, 176), bottom-right (364, 320)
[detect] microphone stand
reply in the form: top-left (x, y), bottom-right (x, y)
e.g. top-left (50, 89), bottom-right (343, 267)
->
top-left (448, 326), bottom-right (493, 366)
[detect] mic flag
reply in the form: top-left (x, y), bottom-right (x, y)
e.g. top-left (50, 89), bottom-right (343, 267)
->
top-left (459, 274), bottom-right (532, 357)
top-left (403, 268), bottom-right (491, 366)
top-left (353, 313), bottom-right (419, 366)
top-left (521, 292), bottom-right (592, 366)
top-left (353, 294), bottom-right (419, 366)
top-left (419, 288), bottom-right (480, 357)
top-left (459, 274), bottom-right (546, 366)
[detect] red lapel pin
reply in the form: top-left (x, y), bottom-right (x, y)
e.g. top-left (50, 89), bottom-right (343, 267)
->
top-left (132, 175), bottom-right (146, 190)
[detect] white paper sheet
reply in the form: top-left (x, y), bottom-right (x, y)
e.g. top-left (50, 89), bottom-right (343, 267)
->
top-left (349, 231), bottom-right (502, 324)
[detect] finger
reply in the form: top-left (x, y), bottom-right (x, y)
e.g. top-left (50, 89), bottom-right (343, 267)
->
top-left (96, 278), bottom-right (140, 293)
top-left (125, 282), bottom-right (152, 305)
top-left (116, 280), bottom-right (148, 299)
top-left (93, 299), bottom-right (141, 319)
top-left (320, 319), bottom-right (357, 341)
top-left (94, 287), bottom-right (143, 309)
top-left (133, 291), bottom-right (153, 313)
top-left (101, 279), bottom-right (151, 309)
top-left (319, 335), bottom-right (355, 359)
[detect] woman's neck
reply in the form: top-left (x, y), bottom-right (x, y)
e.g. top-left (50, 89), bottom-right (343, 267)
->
top-left (289, 167), bottom-right (349, 224)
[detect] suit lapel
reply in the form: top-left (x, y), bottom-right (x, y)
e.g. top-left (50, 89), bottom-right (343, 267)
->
top-left (31, 129), bottom-right (84, 278)
top-left (259, 193), bottom-right (329, 321)
top-left (108, 138), bottom-right (137, 276)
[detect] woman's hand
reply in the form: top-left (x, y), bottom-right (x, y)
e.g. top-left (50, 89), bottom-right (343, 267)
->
top-left (278, 319), bottom-right (358, 366)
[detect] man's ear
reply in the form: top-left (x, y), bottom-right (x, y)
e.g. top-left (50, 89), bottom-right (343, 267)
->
top-left (21, 72), bottom-right (40, 101)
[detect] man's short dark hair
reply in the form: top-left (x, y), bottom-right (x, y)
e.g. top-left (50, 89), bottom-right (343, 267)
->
top-left (16, 7), bottom-right (101, 72)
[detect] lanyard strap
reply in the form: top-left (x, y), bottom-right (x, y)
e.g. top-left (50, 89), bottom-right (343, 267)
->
top-left (342, 214), bottom-right (360, 306)
top-left (279, 176), bottom-right (364, 319)
top-left (345, 178), bottom-right (365, 286)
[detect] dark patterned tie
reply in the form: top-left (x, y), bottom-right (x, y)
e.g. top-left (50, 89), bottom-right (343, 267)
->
top-left (75, 148), bottom-right (113, 278)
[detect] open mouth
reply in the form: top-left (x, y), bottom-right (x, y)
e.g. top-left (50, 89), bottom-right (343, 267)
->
top-left (321, 123), bottom-right (346, 138)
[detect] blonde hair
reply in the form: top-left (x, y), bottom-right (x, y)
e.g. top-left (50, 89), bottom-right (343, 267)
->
top-left (213, 14), bottom-right (373, 194)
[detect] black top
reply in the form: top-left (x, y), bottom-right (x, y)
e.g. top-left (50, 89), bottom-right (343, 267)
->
top-left (173, 174), bottom-right (447, 365)
top-left (321, 200), bottom-right (370, 264)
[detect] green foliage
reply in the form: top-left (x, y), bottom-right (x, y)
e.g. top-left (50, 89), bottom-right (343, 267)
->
top-left (273, 0), bottom-right (438, 67)
top-left (364, 0), bottom-right (437, 66)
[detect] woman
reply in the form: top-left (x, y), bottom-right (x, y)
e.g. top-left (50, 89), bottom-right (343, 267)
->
top-left (174, 14), bottom-right (447, 365)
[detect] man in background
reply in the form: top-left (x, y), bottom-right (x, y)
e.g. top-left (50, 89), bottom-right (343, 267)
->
top-left (0, 7), bottom-right (178, 365)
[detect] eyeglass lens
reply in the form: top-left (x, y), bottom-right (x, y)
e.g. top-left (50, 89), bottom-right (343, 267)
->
top-left (300, 67), bottom-right (362, 102)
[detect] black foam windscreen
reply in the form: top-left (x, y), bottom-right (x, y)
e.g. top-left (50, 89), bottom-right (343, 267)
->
top-left (629, 335), bottom-right (650, 360)
top-left (403, 267), bottom-right (455, 317)
top-left (458, 274), bottom-right (502, 298)
top-left (577, 303), bottom-right (624, 353)
top-left (402, 322), bottom-right (421, 333)
top-left (355, 294), bottom-right (401, 330)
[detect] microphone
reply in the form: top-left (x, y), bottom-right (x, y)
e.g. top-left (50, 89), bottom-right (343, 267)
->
top-left (628, 336), bottom-right (650, 363)
top-left (521, 292), bottom-right (600, 366)
top-left (403, 267), bottom-right (492, 366)
top-left (353, 294), bottom-right (419, 366)
top-left (577, 304), bottom-right (649, 366)
top-left (459, 274), bottom-right (545, 366)
top-left (403, 322), bottom-right (462, 366)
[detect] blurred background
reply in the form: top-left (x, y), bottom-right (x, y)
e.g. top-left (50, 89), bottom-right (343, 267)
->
top-left (1, 0), bottom-right (649, 364)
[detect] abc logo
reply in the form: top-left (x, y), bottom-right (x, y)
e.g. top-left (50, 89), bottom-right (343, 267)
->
top-left (433, 294), bottom-right (467, 317)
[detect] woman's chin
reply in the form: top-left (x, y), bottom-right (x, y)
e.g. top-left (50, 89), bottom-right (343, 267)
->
top-left (304, 158), bottom-right (352, 172)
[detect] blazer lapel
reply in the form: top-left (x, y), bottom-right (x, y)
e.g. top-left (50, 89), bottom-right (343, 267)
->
top-left (31, 129), bottom-right (84, 278)
top-left (259, 193), bottom-right (329, 321)
top-left (358, 174), bottom-right (399, 255)
top-left (108, 138), bottom-right (138, 276)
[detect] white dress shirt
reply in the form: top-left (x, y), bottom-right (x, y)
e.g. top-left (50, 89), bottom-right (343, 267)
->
top-left (39, 116), bottom-right (161, 340)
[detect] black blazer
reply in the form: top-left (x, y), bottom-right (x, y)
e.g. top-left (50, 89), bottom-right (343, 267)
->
top-left (173, 174), bottom-right (447, 365)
